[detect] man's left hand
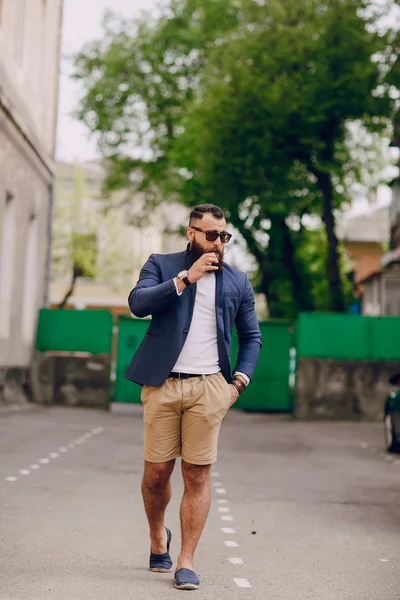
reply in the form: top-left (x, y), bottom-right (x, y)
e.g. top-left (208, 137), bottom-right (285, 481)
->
top-left (228, 384), bottom-right (240, 407)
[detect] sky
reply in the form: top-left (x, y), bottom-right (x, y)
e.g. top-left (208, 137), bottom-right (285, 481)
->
top-left (56, 0), bottom-right (156, 162)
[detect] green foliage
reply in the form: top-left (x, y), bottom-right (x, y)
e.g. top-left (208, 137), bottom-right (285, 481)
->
top-left (73, 0), bottom-right (399, 317)
top-left (71, 232), bottom-right (97, 279)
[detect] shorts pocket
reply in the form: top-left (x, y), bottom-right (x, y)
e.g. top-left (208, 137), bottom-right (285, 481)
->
top-left (204, 375), bottom-right (232, 427)
top-left (141, 385), bottom-right (160, 425)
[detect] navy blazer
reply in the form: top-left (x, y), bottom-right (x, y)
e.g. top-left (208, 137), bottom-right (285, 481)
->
top-left (124, 246), bottom-right (262, 386)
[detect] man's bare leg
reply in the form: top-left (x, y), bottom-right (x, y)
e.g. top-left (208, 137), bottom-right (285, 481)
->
top-left (177, 460), bottom-right (212, 571)
top-left (142, 459), bottom-right (175, 553)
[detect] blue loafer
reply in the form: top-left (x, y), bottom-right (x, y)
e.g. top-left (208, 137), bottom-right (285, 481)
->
top-left (149, 527), bottom-right (173, 572)
top-left (174, 568), bottom-right (200, 590)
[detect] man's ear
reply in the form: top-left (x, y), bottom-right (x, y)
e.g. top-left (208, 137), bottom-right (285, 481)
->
top-left (187, 226), bottom-right (194, 242)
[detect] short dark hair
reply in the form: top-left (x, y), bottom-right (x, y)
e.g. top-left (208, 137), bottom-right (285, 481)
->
top-left (189, 204), bottom-right (225, 223)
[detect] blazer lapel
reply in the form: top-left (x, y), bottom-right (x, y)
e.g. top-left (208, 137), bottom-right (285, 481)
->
top-left (215, 269), bottom-right (231, 378)
top-left (184, 245), bottom-right (197, 326)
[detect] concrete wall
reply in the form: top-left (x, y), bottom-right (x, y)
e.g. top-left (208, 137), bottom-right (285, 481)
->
top-left (31, 353), bottom-right (110, 410)
top-left (0, 0), bottom-right (63, 406)
top-left (295, 358), bottom-right (400, 420)
top-left (0, 0), bottom-right (63, 157)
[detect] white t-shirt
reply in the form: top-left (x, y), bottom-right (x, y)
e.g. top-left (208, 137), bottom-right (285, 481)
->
top-left (172, 272), bottom-right (250, 385)
top-left (173, 272), bottom-right (220, 374)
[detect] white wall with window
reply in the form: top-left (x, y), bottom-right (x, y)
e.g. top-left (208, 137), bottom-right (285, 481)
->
top-left (0, 0), bottom-right (63, 375)
top-left (0, 192), bottom-right (16, 339)
top-left (22, 214), bottom-right (39, 343)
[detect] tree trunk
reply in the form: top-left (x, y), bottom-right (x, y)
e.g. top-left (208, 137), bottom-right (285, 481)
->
top-left (58, 269), bottom-right (78, 309)
top-left (275, 215), bottom-right (314, 312)
top-left (315, 171), bottom-right (346, 312)
top-left (259, 263), bottom-right (281, 318)
top-left (227, 210), bottom-right (274, 315)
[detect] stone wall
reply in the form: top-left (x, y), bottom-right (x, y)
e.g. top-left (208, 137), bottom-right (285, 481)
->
top-left (0, 367), bottom-right (31, 409)
top-left (31, 352), bottom-right (110, 410)
top-left (295, 358), bottom-right (400, 420)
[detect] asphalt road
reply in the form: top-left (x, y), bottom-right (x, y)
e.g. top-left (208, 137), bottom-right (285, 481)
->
top-left (0, 404), bottom-right (399, 600)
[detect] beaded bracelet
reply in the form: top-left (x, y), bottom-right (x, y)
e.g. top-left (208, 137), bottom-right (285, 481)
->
top-left (230, 378), bottom-right (246, 395)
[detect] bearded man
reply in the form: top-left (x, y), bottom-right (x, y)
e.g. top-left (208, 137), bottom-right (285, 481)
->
top-left (125, 203), bottom-right (262, 590)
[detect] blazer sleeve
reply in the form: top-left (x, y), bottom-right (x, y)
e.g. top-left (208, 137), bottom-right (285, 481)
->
top-left (233, 276), bottom-right (262, 380)
top-left (128, 254), bottom-right (179, 318)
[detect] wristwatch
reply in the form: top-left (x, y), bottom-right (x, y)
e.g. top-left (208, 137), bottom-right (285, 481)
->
top-left (177, 270), bottom-right (192, 287)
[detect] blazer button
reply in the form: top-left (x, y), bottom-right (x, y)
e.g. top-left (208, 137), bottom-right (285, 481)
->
top-left (183, 328), bottom-right (189, 333)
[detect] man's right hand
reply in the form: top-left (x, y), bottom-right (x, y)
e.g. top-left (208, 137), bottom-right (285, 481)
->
top-left (187, 253), bottom-right (219, 284)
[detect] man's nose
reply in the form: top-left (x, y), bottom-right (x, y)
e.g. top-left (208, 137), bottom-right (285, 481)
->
top-left (214, 236), bottom-right (222, 247)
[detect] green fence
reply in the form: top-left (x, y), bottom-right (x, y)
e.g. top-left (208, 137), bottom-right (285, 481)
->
top-left (114, 316), bottom-right (151, 404)
top-left (115, 317), bottom-right (293, 411)
top-left (297, 313), bottom-right (400, 360)
top-left (36, 309), bottom-right (114, 354)
top-left (231, 320), bottom-right (293, 411)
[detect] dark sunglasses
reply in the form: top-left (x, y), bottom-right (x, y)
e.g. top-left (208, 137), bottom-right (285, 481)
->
top-left (191, 226), bottom-right (232, 244)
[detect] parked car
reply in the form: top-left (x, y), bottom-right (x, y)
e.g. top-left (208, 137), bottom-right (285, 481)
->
top-left (384, 373), bottom-right (400, 453)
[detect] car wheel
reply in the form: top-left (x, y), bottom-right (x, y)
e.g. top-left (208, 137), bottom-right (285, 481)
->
top-left (384, 413), bottom-right (400, 453)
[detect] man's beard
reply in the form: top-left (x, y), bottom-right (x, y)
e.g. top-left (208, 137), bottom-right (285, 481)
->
top-left (190, 239), bottom-right (224, 270)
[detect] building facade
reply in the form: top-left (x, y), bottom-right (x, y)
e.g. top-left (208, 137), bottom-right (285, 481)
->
top-left (362, 176), bottom-right (400, 316)
top-left (336, 204), bottom-right (389, 284)
top-left (50, 160), bottom-right (188, 314)
top-left (0, 0), bottom-right (63, 403)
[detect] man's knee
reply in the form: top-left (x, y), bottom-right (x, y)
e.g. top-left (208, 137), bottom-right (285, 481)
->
top-left (182, 461), bottom-right (211, 491)
top-left (143, 460), bottom-right (174, 491)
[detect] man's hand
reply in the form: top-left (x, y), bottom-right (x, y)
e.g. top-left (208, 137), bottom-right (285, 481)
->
top-left (228, 384), bottom-right (240, 407)
top-left (187, 253), bottom-right (219, 283)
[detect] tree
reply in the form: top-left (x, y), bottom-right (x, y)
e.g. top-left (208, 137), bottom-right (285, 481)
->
top-left (52, 163), bottom-right (133, 308)
top-left (73, 0), bottom-right (399, 317)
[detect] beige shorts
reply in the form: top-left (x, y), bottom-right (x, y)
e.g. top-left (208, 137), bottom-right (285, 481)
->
top-left (141, 371), bottom-right (231, 465)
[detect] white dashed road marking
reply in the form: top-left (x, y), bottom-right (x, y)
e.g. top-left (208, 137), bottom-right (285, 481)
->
top-left (380, 559), bottom-right (389, 562)
top-left (234, 578), bottom-right (251, 588)
top-left (221, 527), bottom-right (236, 534)
top-left (4, 427), bottom-right (104, 484)
top-left (225, 541), bottom-right (239, 547)
top-left (215, 477), bottom-right (252, 590)
top-left (229, 558), bottom-right (244, 565)
top-left (212, 471), bottom-right (220, 477)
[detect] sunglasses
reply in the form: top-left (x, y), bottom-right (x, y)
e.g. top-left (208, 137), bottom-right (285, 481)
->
top-left (191, 226), bottom-right (233, 244)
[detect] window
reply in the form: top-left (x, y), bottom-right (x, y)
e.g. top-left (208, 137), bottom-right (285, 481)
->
top-left (0, 193), bottom-right (16, 339)
top-left (385, 280), bottom-right (400, 316)
top-left (22, 214), bottom-right (38, 343)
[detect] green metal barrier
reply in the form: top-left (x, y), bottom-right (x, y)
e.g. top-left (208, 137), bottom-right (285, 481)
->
top-left (231, 321), bottom-right (293, 411)
top-left (369, 317), bottom-right (400, 360)
top-left (297, 313), bottom-right (400, 360)
top-left (36, 308), bottom-right (113, 354)
top-left (114, 317), bottom-right (150, 403)
top-left (115, 317), bottom-right (293, 411)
